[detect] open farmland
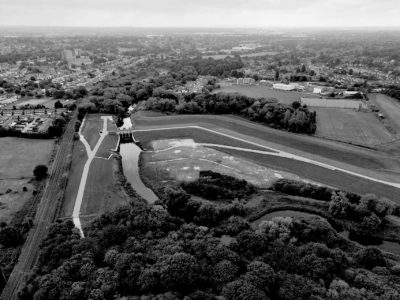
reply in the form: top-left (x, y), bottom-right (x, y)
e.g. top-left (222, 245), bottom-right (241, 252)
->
top-left (369, 93), bottom-right (400, 134)
top-left (213, 85), bottom-right (319, 105)
top-left (314, 108), bottom-right (395, 146)
top-left (0, 138), bottom-right (54, 179)
top-left (0, 137), bottom-right (53, 223)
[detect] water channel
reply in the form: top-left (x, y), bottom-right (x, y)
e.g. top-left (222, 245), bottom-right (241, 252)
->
top-left (118, 118), bottom-right (158, 204)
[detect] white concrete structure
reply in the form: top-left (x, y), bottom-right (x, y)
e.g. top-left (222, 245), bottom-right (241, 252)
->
top-left (313, 87), bottom-right (323, 94)
top-left (344, 91), bottom-right (361, 97)
top-left (273, 83), bottom-right (297, 91)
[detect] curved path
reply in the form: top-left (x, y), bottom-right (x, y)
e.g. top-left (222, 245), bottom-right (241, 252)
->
top-left (72, 116), bottom-right (112, 237)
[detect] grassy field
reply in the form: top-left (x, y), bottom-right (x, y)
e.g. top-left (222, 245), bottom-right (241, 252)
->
top-left (81, 114), bottom-right (103, 150)
top-left (0, 138), bottom-right (54, 178)
top-left (369, 93), bottom-right (400, 135)
top-left (0, 137), bottom-right (54, 223)
top-left (95, 133), bottom-right (119, 159)
top-left (314, 108), bottom-right (395, 146)
top-left (133, 115), bottom-right (398, 172)
top-left (207, 146), bottom-right (400, 201)
top-left (141, 138), bottom-right (304, 188)
top-left (133, 123), bottom-right (400, 201)
top-left (80, 157), bottom-right (128, 216)
top-left (134, 127), bottom-right (273, 152)
top-left (213, 85), bottom-right (318, 105)
top-left (61, 140), bottom-right (87, 218)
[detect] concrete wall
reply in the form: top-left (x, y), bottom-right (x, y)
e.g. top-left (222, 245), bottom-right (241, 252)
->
top-left (301, 97), bottom-right (367, 109)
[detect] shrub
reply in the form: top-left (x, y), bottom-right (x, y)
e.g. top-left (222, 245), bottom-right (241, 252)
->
top-left (33, 164), bottom-right (48, 181)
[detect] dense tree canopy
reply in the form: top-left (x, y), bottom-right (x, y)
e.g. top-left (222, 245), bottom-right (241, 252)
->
top-left (18, 183), bottom-right (400, 300)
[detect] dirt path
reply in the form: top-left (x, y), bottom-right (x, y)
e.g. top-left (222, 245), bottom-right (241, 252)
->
top-left (72, 116), bottom-right (112, 237)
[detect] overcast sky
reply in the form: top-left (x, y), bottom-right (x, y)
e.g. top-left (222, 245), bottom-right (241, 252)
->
top-left (0, 0), bottom-right (399, 28)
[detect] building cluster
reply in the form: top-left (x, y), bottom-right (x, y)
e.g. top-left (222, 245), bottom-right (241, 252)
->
top-left (0, 113), bottom-right (53, 134)
top-left (62, 49), bottom-right (92, 67)
top-left (236, 77), bottom-right (256, 85)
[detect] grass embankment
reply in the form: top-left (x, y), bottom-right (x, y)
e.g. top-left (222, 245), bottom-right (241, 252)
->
top-left (61, 140), bottom-right (87, 218)
top-left (95, 133), bottom-right (119, 159)
top-left (208, 147), bottom-right (400, 201)
top-left (134, 128), bottom-right (273, 152)
top-left (81, 114), bottom-right (104, 150)
top-left (134, 114), bottom-right (397, 172)
top-left (80, 157), bottom-right (128, 217)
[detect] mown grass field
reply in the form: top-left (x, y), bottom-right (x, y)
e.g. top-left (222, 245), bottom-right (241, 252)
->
top-left (95, 133), bottom-right (119, 159)
top-left (213, 85), bottom-right (319, 105)
top-left (133, 114), bottom-right (398, 172)
top-left (369, 93), bottom-right (400, 134)
top-left (132, 119), bottom-right (400, 201)
top-left (134, 127), bottom-right (272, 152)
top-left (0, 137), bottom-right (54, 223)
top-left (0, 138), bottom-right (54, 178)
top-left (314, 108), bottom-right (395, 146)
top-left (80, 158), bottom-right (128, 216)
top-left (61, 140), bottom-right (87, 217)
top-left (81, 114), bottom-right (103, 150)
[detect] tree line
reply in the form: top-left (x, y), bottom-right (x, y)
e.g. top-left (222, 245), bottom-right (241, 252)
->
top-left (146, 93), bottom-right (317, 134)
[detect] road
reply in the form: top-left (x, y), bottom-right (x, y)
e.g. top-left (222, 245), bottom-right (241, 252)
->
top-left (133, 113), bottom-right (400, 201)
top-left (72, 116), bottom-right (112, 237)
top-left (1, 116), bottom-right (76, 300)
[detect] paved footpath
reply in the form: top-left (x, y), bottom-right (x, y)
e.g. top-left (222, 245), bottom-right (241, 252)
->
top-left (72, 116), bottom-right (112, 237)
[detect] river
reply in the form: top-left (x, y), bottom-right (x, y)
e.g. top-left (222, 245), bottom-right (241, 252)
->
top-left (119, 118), bottom-right (158, 204)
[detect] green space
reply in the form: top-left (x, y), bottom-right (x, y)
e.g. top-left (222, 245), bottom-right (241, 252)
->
top-left (0, 137), bottom-right (53, 223)
top-left (95, 133), bottom-right (119, 159)
top-left (135, 127), bottom-right (272, 152)
top-left (133, 114), bottom-right (400, 173)
top-left (81, 114), bottom-right (103, 150)
top-left (0, 137), bottom-right (54, 179)
top-left (80, 157), bottom-right (128, 217)
top-left (314, 107), bottom-right (395, 146)
top-left (61, 140), bottom-right (87, 218)
top-left (213, 85), bottom-right (318, 105)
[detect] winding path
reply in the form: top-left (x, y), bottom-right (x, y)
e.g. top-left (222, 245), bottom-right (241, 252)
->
top-left (72, 116), bottom-right (112, 237)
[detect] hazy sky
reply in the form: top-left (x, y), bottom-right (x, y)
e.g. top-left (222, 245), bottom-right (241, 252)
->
top-left (0, 0), bottom-right (399, 28)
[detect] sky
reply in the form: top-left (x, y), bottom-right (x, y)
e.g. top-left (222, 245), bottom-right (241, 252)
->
top-left (0, 0), bottom-right (399, 28)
